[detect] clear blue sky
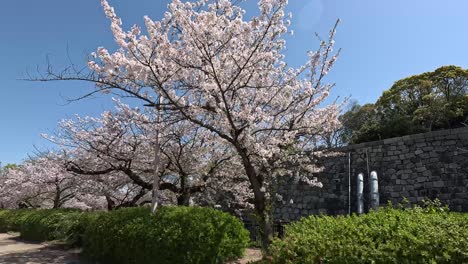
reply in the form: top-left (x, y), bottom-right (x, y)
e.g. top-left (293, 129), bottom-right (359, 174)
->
top-left (1, 0), bottom-right (467, 165)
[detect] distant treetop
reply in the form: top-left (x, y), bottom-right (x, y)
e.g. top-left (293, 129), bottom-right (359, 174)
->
top-left (341, 65), bottom-right (468, 144)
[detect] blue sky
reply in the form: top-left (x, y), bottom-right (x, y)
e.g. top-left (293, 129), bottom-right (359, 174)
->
top-left (1, 0), bottom-right (468, 165)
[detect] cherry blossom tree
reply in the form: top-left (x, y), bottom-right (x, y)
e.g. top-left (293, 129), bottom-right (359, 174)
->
top-left (44, 101), bottom-right (235, 207)
top-left (40, 0), bottom-right (341, 247)
top-left (0, 152), bottom-right (82, 209)
top-left (0, 149), bottom-right (155, 210)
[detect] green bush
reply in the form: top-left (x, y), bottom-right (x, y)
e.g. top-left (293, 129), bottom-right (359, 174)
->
top-left (0, 209), bottom-right (97, 247)
top-left (0, 206), bottom-right (249, 263)
top-left (83, 206), bottom-right (249, 264)
top-left (64, 211), bottom-right (101, 247)
top-left (270, 207), bottom-right (468, 264)
top-left (19, 209), bottom-right (98, 246)
top-left (0, 209), bottom-right (36, 232)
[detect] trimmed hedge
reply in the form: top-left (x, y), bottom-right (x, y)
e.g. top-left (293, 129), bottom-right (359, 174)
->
top-left (0, 209), bottom-right (96, 246)
top-left (20, 209), bottom-right (98, 246)
top-left (0, 209), bottom-right (29, 232)
top-left (0, 207), bottom-right (249, 264)
top-left (83, 206), bottom-right (249, 264)
top-left (270, 207), bottom-right (468, 264)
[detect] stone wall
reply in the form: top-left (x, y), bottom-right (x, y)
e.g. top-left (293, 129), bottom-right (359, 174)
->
top-left (274, 127), bottom-right (468, 221)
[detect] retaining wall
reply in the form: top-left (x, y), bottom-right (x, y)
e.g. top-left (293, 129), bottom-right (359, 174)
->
top-left (274, 127), bottom-right (468, 221)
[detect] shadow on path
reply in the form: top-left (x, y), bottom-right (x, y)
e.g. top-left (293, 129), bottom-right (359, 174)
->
top-left (0, 247), bottom-right (83, 264)
top-left (0, 233), bottom-right (94, 264)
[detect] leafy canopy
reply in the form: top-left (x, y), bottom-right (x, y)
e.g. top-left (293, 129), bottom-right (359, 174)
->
top-left (341, 65), bottom-right (468, 144)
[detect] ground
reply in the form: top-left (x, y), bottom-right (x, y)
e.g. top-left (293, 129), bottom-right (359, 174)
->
top-left (0, 233), bottom-right (84, 264)
top-left (228, 248), bottom-right (263, 264)
top-left (0, 233), bottom-right (262, 264)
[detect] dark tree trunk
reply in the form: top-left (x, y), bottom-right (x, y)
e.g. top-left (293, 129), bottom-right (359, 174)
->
top-left (106, 195), bottom-right (116, 210)
top-left (53, 184), bottom-right (61, 209)
top-left (18, 201), bottom-right (31, 209)
top-left (251, 189), bottom-right (273, 252)
top-left (177, 193), bottom-right (191, 206)
top-left (236, 144), bottom-right (273, 250)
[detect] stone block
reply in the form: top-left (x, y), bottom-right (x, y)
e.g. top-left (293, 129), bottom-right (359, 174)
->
top-left (444, 140), bottom-right (456, 146)
top-left (455, 193), bottom-right (468, 199)
top-left (424, 182), bottom-right (433, 189)
top-left (416, 166), bottom-right (426, 172)
top-left (400, 191), bottom-right (410, 197)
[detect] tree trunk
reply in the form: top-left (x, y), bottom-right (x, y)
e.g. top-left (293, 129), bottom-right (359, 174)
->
top-left (105, 195), bottom-right (116, 210)
top-left (151, 96), bottom-right (162, 214)
top-left (53, 184), bottom-right (61, 209)
top-left (177, 193), bottom-right (191, 206)
top-left (236, 145), bottom-right (273, 250)
top-left (257, 209), bottom-right (273, 252)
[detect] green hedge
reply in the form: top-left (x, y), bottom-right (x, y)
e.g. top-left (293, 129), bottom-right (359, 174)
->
top-left (83, 206), bottom-right (249, 264)
top-left (270, 207), bottom-right (468, 264)
top-left (0, 209), bottom-right (28, 232)
top-left (0, 206), bottom-right (249, 264)
top-left (0, 209), bottom-right (97, 246)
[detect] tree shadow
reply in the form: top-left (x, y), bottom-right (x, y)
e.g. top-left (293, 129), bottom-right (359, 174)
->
top-left (0, 246), bottom-right (96, 264)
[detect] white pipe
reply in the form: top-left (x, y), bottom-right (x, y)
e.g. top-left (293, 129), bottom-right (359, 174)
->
top-left (357, 173), bottom-right (364, 215)
top-left (369, 171), bottom-right (379, 211)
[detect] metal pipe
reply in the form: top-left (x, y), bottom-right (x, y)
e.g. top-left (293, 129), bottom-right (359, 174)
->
top-left (357, 173), bottom-right (364, 215)
top-left (348, 152), bottom-right (351, 215)
top-left (365, 148), bottom-right (370, 180)
top-left (369, 171), bottom-right (379, 211)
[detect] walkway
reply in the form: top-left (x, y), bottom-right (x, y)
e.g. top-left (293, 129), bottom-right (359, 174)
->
top-left (0, 233), bottom-right (83, 264)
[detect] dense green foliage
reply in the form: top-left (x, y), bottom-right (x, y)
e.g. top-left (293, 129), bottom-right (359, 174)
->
top-left (270, 206), bottom-right (468, 264)
top-left (341, 65), bottom-right (468, 144)
top-left (0, 209), bottom-right (96, 246)
top-left (83, 206), bottom-right (249, 264)
top-left (0, 207), bottom-right (249, 264)
top-left (0, 209), bottom-right (32, 232)
top-left (0, 163), bottom-right (18, 177)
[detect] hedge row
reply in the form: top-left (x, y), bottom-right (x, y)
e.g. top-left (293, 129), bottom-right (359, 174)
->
top-left (0, 206), bottom-right (249, 264)
top-left (0, 208), bottom-right (89, 245)
top-left (270, 206), bottom-right (468, 264)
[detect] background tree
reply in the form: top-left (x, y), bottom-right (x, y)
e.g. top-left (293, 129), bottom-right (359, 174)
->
top-left (0, 163), bottom-right (17, 177)
top-left (341, 65), bottom-right (468, 144)
top-left (336, 101), bottom-right (382, 145)
top-left (0, 153), bottom-right (84, 209)
top-left (44, 101), bottom-right (236, 208)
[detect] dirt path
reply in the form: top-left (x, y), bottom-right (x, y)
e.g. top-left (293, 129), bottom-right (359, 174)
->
top-left (228, 248), bottom-right (263, 264)
top-left (0, 233), bottom-right (83, 264)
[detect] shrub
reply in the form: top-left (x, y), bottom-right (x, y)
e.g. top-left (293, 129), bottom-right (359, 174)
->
top-left (0, 209), bottom-right (97, 247)
top-left (64, 211), bottom-right (101, 247)
top-left (20, 209), bottom-right (100, 246)
top-left (270, 207), bottom-right (468, 264)
top-left (0, 209), bottom-right (17, 232)
top-left (0, 206), bottom-right (249, 263)
top-left (0, 209), bottom-right (36, 232)
top-left (83, 206), bottom-right (249, 264)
